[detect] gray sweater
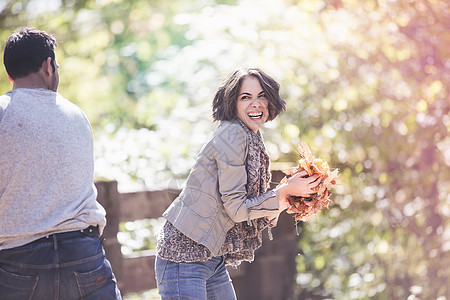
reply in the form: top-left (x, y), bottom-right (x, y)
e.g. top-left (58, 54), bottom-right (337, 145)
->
top-left (0, 88), bottom-right (106, 250)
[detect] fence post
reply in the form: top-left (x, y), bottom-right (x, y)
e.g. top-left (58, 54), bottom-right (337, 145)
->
top-left (231, 211), bottom-right (298, 300)
top-left (95, 181), bottom-right (123, 284)
top-left (228, 170), bottom-right (298, 300)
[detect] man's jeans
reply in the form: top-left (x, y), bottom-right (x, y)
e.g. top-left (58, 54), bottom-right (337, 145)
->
top-left (155, 255), bottom-right (237, 300)
top-left (0, 228), bottom-right (121, 300)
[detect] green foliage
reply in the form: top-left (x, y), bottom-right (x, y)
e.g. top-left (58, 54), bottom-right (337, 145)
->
top-left (118, 218), bottom-right (165, 255)
top-left (1, 0), bottom-right (449, 299)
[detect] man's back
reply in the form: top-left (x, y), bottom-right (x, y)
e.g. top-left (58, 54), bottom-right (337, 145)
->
top-left (0, 88), bottom-right (106, 250)
top-left (0, 27), bottom-right (121, 299)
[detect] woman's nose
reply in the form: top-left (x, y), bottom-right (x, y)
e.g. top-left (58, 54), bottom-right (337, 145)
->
top-left (251, 97), bottom-right (263, 106)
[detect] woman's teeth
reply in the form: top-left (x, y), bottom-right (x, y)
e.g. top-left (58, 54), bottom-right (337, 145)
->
top-left (248, 112), bottom-right (263, 119)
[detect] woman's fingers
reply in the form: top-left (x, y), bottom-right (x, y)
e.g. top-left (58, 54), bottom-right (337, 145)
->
top-left (290, 171), bottom-right (309, 180)
top-left (307, 175), bottom-right (321, 187)
top-left (296, 170), bottom-right (309, 177)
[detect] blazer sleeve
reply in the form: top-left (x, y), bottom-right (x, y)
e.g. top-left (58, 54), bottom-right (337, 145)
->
top-left (213, 122), bottom-right (279, 223)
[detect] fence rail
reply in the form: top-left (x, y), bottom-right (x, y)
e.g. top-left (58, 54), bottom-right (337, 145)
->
top-left (96, 170), bottom-right (298, 300)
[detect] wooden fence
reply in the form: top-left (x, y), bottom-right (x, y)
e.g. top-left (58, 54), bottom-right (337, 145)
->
top-left (96, 170), bottom-right (299, 300)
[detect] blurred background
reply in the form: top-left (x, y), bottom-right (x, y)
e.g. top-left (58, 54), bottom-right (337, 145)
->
top-left (1, 0), bottom-right (449, 299)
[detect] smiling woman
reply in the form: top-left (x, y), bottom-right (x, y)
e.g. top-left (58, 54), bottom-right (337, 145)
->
top-left (235, 76), bottom-right (269, 133)
top-left (154, 67), bottom-right (321, 300)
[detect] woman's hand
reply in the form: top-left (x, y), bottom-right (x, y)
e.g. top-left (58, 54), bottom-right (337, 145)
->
top-left (276, 170), bottom-right (320, 211)
top-left (285, 170), bottom-right (320, 196)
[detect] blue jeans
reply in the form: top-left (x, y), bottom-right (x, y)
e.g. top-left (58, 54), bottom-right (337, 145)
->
top-left (155, 256), bottom-right (236, 300)
top-left (0, 229), bottom-right (121, 300)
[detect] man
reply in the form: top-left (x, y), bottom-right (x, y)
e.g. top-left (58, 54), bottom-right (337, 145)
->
top-left (0, 27), bottom-right (121, 299)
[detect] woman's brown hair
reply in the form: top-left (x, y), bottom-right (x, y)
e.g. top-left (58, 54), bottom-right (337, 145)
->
top-left (212, 67), bottom-right (286, 122)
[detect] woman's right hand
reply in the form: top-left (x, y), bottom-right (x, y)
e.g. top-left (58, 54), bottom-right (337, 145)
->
top-left (285, 170), bottom-right (320, 197)
top-left (276, 170), bottom-right (320, 211)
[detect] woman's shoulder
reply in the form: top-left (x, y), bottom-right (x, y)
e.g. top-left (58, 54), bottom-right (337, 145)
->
top-left (201, 120), bottom-right (247, 162)
top-left (213, 120), bottom-right (248, 146)
top-left (215, 119), bottom-right (247, 137)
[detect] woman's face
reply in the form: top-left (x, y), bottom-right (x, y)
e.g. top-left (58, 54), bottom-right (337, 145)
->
top-left (235, 76), bottom-right (269, 133)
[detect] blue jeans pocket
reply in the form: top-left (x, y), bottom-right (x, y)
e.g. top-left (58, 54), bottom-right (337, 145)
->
top-left (0, 266), bottom-right (39, 300)
top-left (155, 257), bottom-right (168, 286)
top-left (74, 258), bottom-right (116, 299)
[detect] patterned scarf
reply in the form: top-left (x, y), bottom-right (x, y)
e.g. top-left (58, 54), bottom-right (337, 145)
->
top-left (219, 119), bottom-right (272, 266)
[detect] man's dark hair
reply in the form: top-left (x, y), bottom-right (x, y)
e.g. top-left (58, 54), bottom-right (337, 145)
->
top-left (3, 27), bottom-right (57, 80)
top-left (212, 67), bottom-right (286, 122)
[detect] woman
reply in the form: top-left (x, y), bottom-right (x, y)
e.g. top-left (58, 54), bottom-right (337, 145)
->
top-left (155, 67), bottom-right (319, 299)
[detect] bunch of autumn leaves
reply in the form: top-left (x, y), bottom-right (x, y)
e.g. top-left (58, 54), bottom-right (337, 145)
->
top-left (278, 141), bottom-right (339, 222)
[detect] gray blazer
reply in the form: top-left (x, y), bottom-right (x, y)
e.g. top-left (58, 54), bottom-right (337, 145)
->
top-left (163, 120), bottom-right (280, 255)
